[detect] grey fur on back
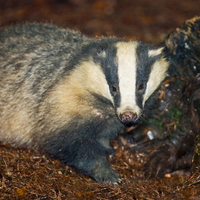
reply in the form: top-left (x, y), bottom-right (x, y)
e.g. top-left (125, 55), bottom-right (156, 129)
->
top-left (0, 23), bottom-right (90, 98)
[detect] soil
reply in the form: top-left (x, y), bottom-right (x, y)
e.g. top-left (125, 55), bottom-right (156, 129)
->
top-left (0, 0), bottom-right (200, 199)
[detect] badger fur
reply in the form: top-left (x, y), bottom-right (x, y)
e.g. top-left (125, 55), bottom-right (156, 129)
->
top-left (0, 23), bottom-right (168, 183)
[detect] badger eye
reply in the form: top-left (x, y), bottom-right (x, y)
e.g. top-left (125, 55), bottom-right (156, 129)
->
top-left (111, 85), bottom-right (117, 93)
top-left (138, 83), bottom-right (144, 91)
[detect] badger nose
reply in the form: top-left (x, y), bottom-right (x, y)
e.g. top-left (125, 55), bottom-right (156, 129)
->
top-left (119, 112), bottom-right (137, 124)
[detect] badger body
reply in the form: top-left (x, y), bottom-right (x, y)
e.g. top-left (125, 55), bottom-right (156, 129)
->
top-left (0, 23), bottom-right (168, 183)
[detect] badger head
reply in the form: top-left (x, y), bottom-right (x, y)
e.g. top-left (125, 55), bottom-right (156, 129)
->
top-left (100, 41), bottom-right (169, 126)
top-left (75, 40), bottom-right (168, 126)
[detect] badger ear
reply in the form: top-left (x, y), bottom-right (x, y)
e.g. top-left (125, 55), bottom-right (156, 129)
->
top-left (148, 47), bottom-right (164, 57)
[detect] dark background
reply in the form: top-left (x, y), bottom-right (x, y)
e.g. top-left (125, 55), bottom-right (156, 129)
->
top-left (1, 0), bottom-right (200, 44)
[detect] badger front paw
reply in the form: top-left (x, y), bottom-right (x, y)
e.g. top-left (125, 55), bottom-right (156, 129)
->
top-left (91, 159), bottom-right (120, 183)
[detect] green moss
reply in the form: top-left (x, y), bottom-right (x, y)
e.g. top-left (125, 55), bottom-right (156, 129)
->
top-left (147, 118), bottom-right (164, 131)
top-left (168, 107), bottom-right (181, 122)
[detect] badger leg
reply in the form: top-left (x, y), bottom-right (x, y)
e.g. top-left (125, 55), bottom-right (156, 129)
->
top-left (40, 121), bottom-right (122, 183)
top-left (68, 139), bottom-right (120, 183)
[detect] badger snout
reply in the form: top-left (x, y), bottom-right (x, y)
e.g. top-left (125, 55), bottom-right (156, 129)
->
top-left (119, 111), bottom-right (138, 124)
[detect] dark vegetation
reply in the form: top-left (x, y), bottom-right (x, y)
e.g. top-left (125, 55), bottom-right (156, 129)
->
top-left (0, 0), bottom-right (200, 199)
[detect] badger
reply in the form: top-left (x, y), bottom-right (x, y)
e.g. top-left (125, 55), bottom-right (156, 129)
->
top-left (0, 23), bottom-right (168, 183)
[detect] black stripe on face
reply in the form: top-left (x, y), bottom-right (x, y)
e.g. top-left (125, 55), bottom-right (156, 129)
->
top-left (92, 41), bottom-right (121, 109)
top-left (135, 43), bottom-right (163, 108)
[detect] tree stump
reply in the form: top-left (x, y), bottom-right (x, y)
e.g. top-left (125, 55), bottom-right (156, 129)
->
top-left (120, 16), bottom-right (200, 178)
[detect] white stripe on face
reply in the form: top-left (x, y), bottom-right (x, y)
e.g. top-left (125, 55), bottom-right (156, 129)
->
top-left (116, 42), bottom-right (141, 116)
top-left (143, 56), bottom-right (169, 106)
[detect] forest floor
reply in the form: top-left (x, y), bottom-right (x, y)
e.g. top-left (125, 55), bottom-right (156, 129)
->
top-left (0, 0), bottom-right (200, 199)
